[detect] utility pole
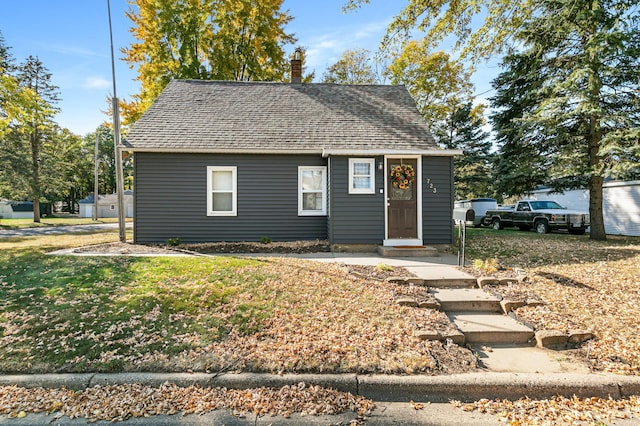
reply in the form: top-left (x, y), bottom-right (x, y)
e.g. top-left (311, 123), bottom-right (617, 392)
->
top-left (93, 133), bottom-right (99, 221)
top-left (107, 0), bottom-right (126, 242)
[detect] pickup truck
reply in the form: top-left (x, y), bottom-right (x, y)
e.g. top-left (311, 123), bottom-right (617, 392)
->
top-left (483, 200), bottom-right (590, 234)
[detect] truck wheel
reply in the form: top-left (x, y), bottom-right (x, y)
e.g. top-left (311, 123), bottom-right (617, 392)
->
top-left (492, 219), bottom-right (503, 230)
top-left (535, 220), bottom-right (550, 234)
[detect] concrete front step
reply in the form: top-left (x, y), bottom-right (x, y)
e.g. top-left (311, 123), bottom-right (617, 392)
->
top-left (431, 288), bottom-right (502, 312)
top-left (377, 246), bottom-right (439, 257)
top-left (447, 312), bottom-right (535, 344)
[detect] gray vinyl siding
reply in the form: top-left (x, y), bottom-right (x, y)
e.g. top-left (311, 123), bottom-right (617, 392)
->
top-left (134, 153), bottom-right (327, 243)
top-left (328, 156), bottom-right (385, 244)
top-left (422, 157), bottom-right (455, 244)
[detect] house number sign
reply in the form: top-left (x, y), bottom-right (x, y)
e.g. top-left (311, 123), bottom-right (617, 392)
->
top-left (426, 178), bottom-right (438, 194)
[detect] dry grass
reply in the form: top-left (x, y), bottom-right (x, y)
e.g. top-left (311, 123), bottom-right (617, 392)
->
top-left (174, 258), bottom-right (472, 375)
top-left (0, 232), bottom-right (475, 375)
top-left (466, 228), bottom-right (640, 375)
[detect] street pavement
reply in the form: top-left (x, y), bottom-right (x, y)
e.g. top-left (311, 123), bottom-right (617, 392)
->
top-left (0, 402), bottom-right (505, 425)
top-left (2, 401), bottom-right (639, 425)
top-left (0, 222), bottom-right (132, 239)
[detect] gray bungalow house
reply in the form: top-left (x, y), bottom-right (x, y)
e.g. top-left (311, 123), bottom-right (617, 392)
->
top-left (123, 74), bottom-right (460, 249)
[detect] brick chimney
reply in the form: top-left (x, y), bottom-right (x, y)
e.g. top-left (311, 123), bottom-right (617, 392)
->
top-left (290, 48), bottom-right (302, 84)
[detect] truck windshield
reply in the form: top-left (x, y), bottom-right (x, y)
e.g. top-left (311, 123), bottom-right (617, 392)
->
top-left (530, 201), bottom-right (565, 210)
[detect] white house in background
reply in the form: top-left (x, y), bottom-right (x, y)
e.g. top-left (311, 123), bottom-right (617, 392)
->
top-left (527, 180), bottom-right (640, 237)
top-left (78, 191), bottom-right (134, 218)
top-left (0, 200), bottom-right (35, 219)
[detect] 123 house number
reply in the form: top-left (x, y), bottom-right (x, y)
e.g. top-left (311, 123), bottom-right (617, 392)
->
top-left (426, 178), bottom-right (438, 194)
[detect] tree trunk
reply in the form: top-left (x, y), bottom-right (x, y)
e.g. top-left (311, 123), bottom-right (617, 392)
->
top-left (588, 174), bottom-right (606, 240)
top-left (588, 110), bottom-right (606, 240)
top-left (30, 130), bottom-right (41, 223)
top-left (586, 24), bottom-right (606, 241)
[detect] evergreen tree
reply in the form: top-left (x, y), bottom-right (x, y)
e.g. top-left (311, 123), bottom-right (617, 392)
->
top-left (490, 52), bottom-right (552, 199)
top-left (0, 31), bottom-right (15, 73)
top-left (13, 56), bottom-right (60, 222)
top-left (436, 103), bottom-right (493, 200)
top-left (490, 0), bottom-right (640, 240)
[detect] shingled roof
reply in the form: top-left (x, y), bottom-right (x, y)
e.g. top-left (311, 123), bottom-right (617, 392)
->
top-left (123, 80), bottom-right (449, 155)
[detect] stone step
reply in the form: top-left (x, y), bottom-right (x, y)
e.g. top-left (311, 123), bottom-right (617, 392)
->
top-left (421, 277), bottom-right (478, 288)
top-left (447, 312), bottom-right (535, 344)
top-left (404, 266), bottom-right (478, 288)
top-left (431, 288), bottom-right (502, 312)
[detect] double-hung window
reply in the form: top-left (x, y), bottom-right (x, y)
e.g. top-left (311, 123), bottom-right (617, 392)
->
top-left (348, 158), bottom-right (375, 194)
top-left (207, 166), bottom-right (237, 216)
top-left (298, 166), bottom-right (327, 216)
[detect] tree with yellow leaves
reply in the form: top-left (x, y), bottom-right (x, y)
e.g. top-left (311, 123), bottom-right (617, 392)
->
top-left (121, 0), bottom-right (295, 124)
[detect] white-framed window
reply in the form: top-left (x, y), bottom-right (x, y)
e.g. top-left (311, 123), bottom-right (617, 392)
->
top-left (348, 158), bottom-right (375, 194)
top-left (207, 166), bottom-right (237, 216)
top-left (298, 166), bottom-right (327, 216)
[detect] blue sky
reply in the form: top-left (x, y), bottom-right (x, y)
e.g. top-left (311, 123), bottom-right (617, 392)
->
top-left (0, 0), bottom-right (497, 136)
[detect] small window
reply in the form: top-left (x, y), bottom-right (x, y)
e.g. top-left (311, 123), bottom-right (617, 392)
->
top-left (348, 158), bottom-right (375, 194)
top-left (207, 166), bottom-right (237, 216)
top-left (298, 166), bottom-right (327, 216)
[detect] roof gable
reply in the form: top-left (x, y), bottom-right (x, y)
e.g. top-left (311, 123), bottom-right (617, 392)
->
top-left (123, 80), bottom-right (442, 154)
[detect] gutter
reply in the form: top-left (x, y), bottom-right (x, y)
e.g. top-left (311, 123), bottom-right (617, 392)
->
top-left (1, 372), bottom-right (638, 403)
top-left (321, 148), bottom-right (462, 157)
top-left (118, 146), bottom-right (461, 157)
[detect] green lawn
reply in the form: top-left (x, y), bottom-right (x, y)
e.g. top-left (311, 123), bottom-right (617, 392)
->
top-left (0, 243), bottom-right (273, 372)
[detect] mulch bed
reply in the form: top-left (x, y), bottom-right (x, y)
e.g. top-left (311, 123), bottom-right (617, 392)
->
top-left (181, 240), bottom-right (331, 254)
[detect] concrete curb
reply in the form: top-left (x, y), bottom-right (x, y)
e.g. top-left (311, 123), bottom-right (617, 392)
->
top-left (1, 372), bottom-right (638, 402)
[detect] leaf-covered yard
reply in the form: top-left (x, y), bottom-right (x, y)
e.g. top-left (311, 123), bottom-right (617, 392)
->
top-left (465, 228), bottom-right (640, 376)
top-left (2, 229), bottom-right (638, 378)
top-left (0, 233), bottom-right (474, 375)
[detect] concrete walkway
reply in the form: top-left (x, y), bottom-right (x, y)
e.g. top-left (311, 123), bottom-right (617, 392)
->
top-left (231, 251), bottom-right (477, 285)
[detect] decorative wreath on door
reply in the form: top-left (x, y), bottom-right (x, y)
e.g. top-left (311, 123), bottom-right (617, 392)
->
top-left (390, 164), bottom-right (415, 189)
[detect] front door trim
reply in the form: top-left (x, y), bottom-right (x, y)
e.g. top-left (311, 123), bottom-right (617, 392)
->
top-left (383, 155), bottom-right (423, 247)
